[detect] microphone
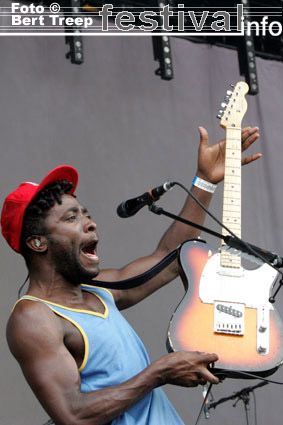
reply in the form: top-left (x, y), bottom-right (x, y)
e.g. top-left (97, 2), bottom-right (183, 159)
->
top-left (117, 182), bottom-right (175, 218)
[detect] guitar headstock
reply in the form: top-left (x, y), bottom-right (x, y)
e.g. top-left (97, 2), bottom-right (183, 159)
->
top-left (217, 82), bottom-right (249, 129)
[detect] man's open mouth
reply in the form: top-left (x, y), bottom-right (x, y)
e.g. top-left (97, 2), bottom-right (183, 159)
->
top-left (81, 240), bottom-right (99, 260)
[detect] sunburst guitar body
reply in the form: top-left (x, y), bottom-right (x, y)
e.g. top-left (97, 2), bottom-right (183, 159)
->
top-left (167, 82), bottom-right (283, 377)
top-left (167, 239), bottom-right (283, 376)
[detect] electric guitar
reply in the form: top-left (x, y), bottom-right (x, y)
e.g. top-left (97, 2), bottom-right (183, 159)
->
top-left (167, 82), bottom-right (283, 377)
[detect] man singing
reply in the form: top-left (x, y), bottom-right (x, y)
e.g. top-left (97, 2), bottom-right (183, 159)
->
top-left (2, 126), bottom-right (260, 425)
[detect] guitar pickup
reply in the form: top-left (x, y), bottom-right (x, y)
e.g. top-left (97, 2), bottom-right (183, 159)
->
top-left (214, 301), bottom-right (245, 335)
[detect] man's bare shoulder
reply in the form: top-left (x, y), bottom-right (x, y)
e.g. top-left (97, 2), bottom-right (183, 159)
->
top-left (7, 298), bottom-right (63, 361)
top-left (8, 296), bottom-right (58, 325)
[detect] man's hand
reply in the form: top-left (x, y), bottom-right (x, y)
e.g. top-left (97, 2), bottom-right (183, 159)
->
top-left (154, 351), bottom-right (219, 388)
top-left (197, 126), bottom-right (262, 184)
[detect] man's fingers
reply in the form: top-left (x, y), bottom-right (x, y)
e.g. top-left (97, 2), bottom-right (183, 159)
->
top-left (198, 352), bottom-right (219, 384)
top-left (241, 126), bottom-right (259, 139)
top-left (241, 126), bottom-right (259, 149)
top-left (240, 126), bottom-right (261, 163)
top-left (199, 352), bottom-right (219, 364)
top-left (242, 153), bottom-right (262, 166)
top-left (242, 133), bottom-right (260, 151)
top-left (199, 367), bottom-right (220, 384)
top-left (198, 126), bottom-right (209, 147)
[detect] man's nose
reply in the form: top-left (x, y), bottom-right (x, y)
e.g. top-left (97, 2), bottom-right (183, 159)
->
top-left (84, 217), bottom-right (96, 233)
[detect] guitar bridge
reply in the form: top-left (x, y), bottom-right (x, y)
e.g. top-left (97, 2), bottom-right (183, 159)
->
top-left (214, 301), bottom-right (245, 335)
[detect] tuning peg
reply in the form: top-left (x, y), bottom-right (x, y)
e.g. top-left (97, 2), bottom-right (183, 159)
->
top-left (221, 102), bottom-right (227, 108)
top-left (224, 96), bottom-right (230, 101)
top-left (217, 110), bottom-right (224, 119)
top-left (230, 84), bottom-right (235, 88)
top-left (226, 90), bottom-right (233, 96)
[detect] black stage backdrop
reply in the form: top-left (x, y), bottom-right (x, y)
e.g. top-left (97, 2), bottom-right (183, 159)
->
top-left (0, 16), bottom-right (283, 425)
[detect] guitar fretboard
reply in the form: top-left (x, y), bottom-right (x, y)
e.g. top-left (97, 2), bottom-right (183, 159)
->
top-left (221, 127), bottom-right (242, 269)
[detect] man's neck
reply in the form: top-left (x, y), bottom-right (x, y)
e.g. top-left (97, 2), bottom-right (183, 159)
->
top-left (27, 265), bottom-right (84, 303)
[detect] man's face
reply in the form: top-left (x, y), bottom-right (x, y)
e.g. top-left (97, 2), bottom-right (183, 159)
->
top-left (43, 194), bottom-right (100, 284)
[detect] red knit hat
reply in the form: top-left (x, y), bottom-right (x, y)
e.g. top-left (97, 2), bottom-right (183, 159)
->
top-left (1, 165), bottom-right (79, 254)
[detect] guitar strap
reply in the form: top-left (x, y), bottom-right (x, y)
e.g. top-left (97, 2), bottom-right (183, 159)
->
top-left (88, 248), bottom-right (179, 290)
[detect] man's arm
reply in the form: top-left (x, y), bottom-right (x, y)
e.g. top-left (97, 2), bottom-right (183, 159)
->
top-left (97, 126), bottom-right (261, 309)
top-left (7, 301), bottom-right (219, 425)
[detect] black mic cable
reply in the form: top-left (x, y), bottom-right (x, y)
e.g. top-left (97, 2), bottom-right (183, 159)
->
top-left (117, 182), bottom-right (175, 218)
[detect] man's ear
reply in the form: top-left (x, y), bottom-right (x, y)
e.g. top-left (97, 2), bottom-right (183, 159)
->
top-left (26, 236), bottom-right (48, 253)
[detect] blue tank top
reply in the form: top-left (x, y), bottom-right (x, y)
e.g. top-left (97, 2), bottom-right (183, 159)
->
top-left (17, 285), bottom-right (184, 425)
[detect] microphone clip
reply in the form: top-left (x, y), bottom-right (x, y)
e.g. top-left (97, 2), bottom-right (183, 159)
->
top-left (148, 203), bottom-right (164, 215)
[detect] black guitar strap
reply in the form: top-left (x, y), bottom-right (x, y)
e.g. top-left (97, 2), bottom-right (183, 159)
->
top-left (88, 248), bottom-right (179, 290)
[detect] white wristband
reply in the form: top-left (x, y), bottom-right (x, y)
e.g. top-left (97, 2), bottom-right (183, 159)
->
top-left (192, 176), bottom-right (217, 193)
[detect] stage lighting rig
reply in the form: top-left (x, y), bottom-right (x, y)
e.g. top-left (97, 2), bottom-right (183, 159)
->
top-left (237, 0), bottom-right (258, 95)
top-left (15, 0), bottom-right (282, 88)
top-left (152, 0), bottom-right (175, 81)
top-left (152, 35), bottom-right (174, 80)
top-left (62, 0), bottom-right (84, 64)
top-left (19, 0), bottom-right (84, 64)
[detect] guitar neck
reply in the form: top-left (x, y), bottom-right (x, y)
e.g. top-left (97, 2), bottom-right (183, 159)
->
top-left (221, 127), bottom-right (242, 268)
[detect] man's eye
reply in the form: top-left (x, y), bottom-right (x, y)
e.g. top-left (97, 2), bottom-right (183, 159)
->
top-left (67, 215), bottom-right (76, 221)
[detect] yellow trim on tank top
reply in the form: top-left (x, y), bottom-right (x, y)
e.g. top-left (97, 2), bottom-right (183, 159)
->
top-left (15, 294), bottom-right (109, 318)
top-left (11, 298), bottom-right (24, 313)
top-left (45, 306), bottom-right (89, 372)
top-left (11, 297), bottom-right (89, 372)
top-left (81, 284), bottom-right (114, 299)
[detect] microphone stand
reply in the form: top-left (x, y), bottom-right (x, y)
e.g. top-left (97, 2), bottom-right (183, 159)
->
top-left (148, 203), bottom-right (283, 302)
top-left (207, 381), bottom-right (268, 425)
top-left (149, 203), bottom-right (224, 240)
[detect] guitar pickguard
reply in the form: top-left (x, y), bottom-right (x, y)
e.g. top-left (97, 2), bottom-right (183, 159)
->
top-left (199, 252), bottom-right (277, 309)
